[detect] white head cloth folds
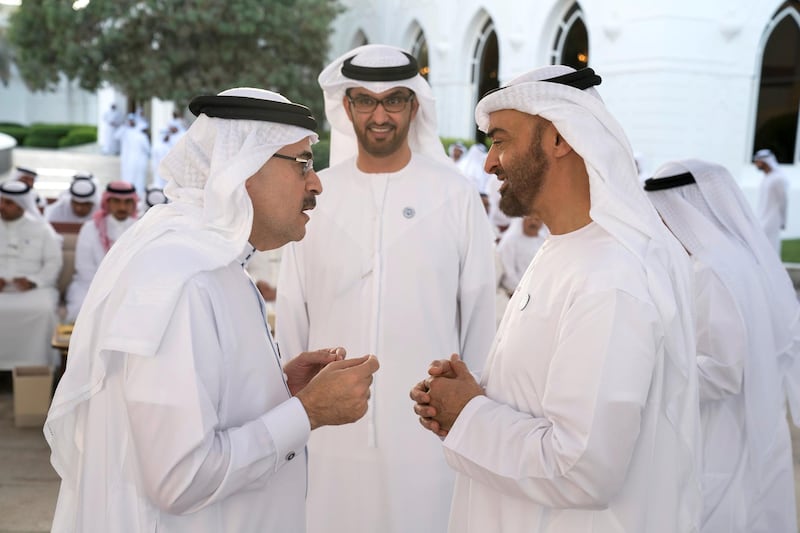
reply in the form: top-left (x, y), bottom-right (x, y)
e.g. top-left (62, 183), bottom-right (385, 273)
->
top-left (475, 65), bottom-right (700, 529)
top-left (0, 180), bottom-right (43, 220)
top-left (646, 160), bottom-right (800, 432)
top-left (69, 177), bottom-right (97, 204)
top-left (45, 88), bottom-right (318, 484)
top-left (318, 43), bottom-right (447, 166)
top-left (753, 148), bottom-right (779, 170)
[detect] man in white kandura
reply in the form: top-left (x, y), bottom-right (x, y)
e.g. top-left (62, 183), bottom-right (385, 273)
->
top-left (752, 148), bottom-right (789, 254)
top-left (645, 159), bottom-right (800, 533)
top-left (276, 44), bottom-right (496, 533)
top-left (44, 175), bottom-right (98, 224)
top-left (65, 181), bottom-right (138, 322)
top-left (0, 180), bottom-right (62, 370)
top-left (45, 88), bottom-right (378, 533)
top-left (411, 66), bottom-right (701, 533)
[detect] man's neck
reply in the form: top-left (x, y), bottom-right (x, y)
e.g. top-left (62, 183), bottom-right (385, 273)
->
top-left (355, 145), bottom-right (413, 174)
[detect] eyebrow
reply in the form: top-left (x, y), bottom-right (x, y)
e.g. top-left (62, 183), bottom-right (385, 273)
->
top-left (486, 127), bottom-right (508, 139)
top-left (349, 89), bottom-right (412, 98)
top-left (298, 150), bottom-right (313, 159)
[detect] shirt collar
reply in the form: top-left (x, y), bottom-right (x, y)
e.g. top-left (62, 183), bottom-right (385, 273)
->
top-left (239, 243), bottom-right (258, 267)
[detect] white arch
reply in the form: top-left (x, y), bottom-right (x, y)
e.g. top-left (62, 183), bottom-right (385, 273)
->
top-left (349, 29), bottom-right (369, 49)
top-left (550, 2), bottom-right (586, 66)
top-left (406, 20), bottom-right (430, 79)
top-left (749, 5), bottom-right (800, 163)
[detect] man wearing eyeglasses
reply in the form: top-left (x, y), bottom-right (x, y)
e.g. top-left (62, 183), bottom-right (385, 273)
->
top-left (277, 44), bottom-right (497, 533)
top-left (45, 88), bottom-right (379, 533)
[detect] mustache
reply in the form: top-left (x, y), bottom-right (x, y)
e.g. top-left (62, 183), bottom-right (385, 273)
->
top-left (302, 196), bottom-right (317, 210)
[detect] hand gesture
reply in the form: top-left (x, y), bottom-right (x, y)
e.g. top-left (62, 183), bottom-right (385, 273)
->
top-left (296, 354), bottom-right (379, 429)
top-left (284, 347), bottom-right (345, 396)
top-left (410, 354), bottom-right (483, 437)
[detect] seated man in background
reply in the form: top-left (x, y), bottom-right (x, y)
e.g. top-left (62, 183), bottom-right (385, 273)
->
top-left (44, 174), bottom-right (99, 224)
top-left (0, 180), bottom-right (62, 370)
top-left (140, 185), bottom-right (169, 213)
top-left (65, 181), bottom-right (138, 322)
top-left (15, 166), bottom-right (46, 210)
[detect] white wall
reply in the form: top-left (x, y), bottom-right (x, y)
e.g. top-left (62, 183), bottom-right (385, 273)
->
top-left (0, 65), bottom-right (97, 126)
top-left (328, 0), bottom-right (800, 237)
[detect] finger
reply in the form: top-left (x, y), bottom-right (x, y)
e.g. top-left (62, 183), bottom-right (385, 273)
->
top-left (330, 347), bottom-right (346, 360)
top-left (302, 349), bottom-right (340, 365)
top-left (329, 354), bottom-right (371, 370)
top-left (427, 359), bottom-right (450, 376)
top-left (449, 354), bottom-right (472, 376)
top-left (418, 416), bottom-right (440, 433)
top-left (413, 403), bottom-right (436, 418)
top-left (409, 384), bottom-right (430, 404)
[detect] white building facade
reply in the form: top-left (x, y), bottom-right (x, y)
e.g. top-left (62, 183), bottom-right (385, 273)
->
top-left (327, 0), bottom-right (800, 237)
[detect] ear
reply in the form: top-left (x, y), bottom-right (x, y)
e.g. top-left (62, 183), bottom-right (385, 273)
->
top-left (342, 94), bottom-right (354, 123)
top-left (550, 125), bottom-right (573, 158)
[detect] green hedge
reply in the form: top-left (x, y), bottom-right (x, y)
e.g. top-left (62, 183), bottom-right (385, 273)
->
top-left (59, 126), bottom-right (97, 147)
top-left (12, 123), bottom-right (98, 148)
top-left (0, 125), bottom-right (28, 145)
top-left (782, 239), bottom-right (800, 263)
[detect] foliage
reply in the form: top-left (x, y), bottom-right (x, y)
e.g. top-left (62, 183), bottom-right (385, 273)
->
top-left (13, 123), bottom-right (96, 148)
top-left (59, 126), bottom-right (98, 147)
top-left (782, 239), bottom-right (800, 264)
top-left (0, 124), bottom-right (28, 145)
top-left (7, 0), bottom-right (343, 119)
top-left (0, 28), bottom-right (10, 86)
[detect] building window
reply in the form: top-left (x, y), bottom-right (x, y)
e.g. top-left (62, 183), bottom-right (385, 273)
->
top-left (472, 19), bottom-right (499, 143)
top-left (753, 2), bottom-right (800, 163)
top-left (411, 29), bottom-right (429, 80)
top-left (551, 3), bottom-right (588, 69)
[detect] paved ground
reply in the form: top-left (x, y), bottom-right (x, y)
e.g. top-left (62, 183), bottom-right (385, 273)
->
top-left (1, 145), bottom-right (800, 531)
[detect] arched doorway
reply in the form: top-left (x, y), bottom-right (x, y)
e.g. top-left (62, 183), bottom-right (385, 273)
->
top-left (472, 19), bottom-right (498, 144)
top-left (411, 28), bottom-right (430, 81)
top-left (753, 2), bottom-right (800, 163)
top-left (551, 3), bottom-right (588, 69)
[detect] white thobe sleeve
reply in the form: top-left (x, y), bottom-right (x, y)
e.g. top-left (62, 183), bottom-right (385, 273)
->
top-left (27, 227), bottom-right (62, 288)
top-left (694, 268), bottom-right (745, 403)
top-left (123, 280), bottom-right (310, 515)
top-left (276, 241), bottom-right (310, 356)
top-left (443, 289), bottom-right (658, 507)
top-left (457, 194), bottom-right (497, 371)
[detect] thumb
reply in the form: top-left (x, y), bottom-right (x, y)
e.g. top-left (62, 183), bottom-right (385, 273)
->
top-left (330, 354), bottom-right (378, 374)
top-left (449, 353), bottom-right (470, 376)
top-left (302, 349), bottom-right (339, 365)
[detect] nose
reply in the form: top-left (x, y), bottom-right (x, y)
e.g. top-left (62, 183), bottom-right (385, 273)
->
top-left (307, 169), bottom-right (323, 195)
top-left (371, 102), bottom-right (389, 122)
top-left (484, 145), bottom-right (500, 176)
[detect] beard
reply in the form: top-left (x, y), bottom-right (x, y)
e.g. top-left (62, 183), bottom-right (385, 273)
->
top-left (353, 117), bottom-right (412, 158)
top-left (498, 124), bottom-right (549, 217)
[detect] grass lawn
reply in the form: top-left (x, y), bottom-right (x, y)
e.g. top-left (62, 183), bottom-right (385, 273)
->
top-left (782, 239), bottom-right (800, 263)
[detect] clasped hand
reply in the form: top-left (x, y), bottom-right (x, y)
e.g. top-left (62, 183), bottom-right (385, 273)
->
top-left (410, 353), bottom-right (484, 438)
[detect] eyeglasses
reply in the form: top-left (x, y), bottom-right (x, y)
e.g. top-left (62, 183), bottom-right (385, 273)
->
top-left (347, 93), bottom-right (415, 113)
top-left (272, 153), bottom-right (314, 175)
